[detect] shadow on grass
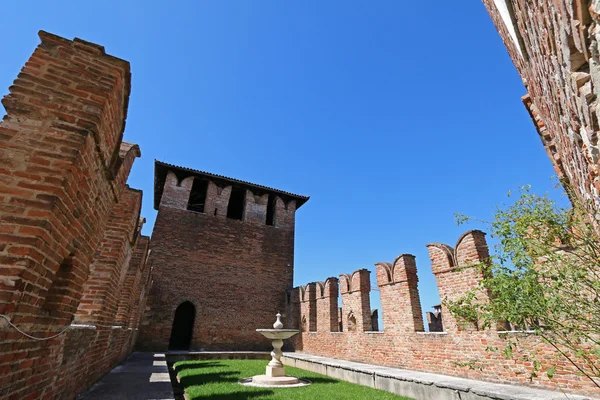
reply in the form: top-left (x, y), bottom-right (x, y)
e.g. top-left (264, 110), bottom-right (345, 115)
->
top-left (190, 390), bottom-right (275, 400)
top-left (174, 361), bottom-right (226, 373)
top-left (180, 371), bottom-right (241, 387)
top-left (300, 376), bottom-right (337, 384)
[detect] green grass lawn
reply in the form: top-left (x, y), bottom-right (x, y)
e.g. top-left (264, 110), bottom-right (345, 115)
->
top-left (173, 359), bottom-right (412, 399)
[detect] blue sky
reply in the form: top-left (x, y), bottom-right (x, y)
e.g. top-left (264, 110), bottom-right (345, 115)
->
top-left (1, 1), bottom-right (563, 328)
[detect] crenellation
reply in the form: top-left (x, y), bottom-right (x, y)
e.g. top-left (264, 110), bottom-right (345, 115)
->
top-left (159, 172), bottom-right (193, 210)
top-left (300, 282), bottom-right (317, 332)
top-left (288, 286), bottom-right (301, 331)
top-left (127, 235), bottom-right (151, 329)
top-left (2, 7), bottom-right (599, 396)
top-left (295, 231), bottom-right (600, 396)
top-left (374, 262), bottom-right (393, 286)
top-left (455, 230), bottom-right (489, 268)
top-left (74, 186), bottom-right (143, 326)
top-left (316, 278), bottom-right (339, 332)
top-left (114, 217), bottom-right (147, 325)
top-left (243, 190), bottom-right (268, 225)
top-left (0, 32), bottom-right (149, 399)
top-left (204, 180), bottom-right (232, 217)
top-left (375, 255), bottom-right (424, 332)
top-left (341, 269), bottom-right (371, 332)
top-left (274, 197), bottom-right (296, 230)
top-left (112, 142), bottom-right (141, 201)
top-left (427, 231), bottom-right (490, 332)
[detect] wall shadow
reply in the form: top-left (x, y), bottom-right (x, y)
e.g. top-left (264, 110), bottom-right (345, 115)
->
top-left (191, 391), bottom-right (275, 400)
top-left (174, 361), bottom-right (225, 373)
top-left (179, 371), bottom-right (241, 387)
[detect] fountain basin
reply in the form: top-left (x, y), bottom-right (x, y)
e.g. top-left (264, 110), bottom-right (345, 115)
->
top-left (240, 376), bottom-right (311, 388)
top-left (256, 329), bottom-right (299, 340)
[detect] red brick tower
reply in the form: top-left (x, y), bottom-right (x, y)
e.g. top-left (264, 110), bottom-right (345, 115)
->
top-left (137, 161), bottom-right (308, 351)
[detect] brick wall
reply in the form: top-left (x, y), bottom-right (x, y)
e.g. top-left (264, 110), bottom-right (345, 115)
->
top-left (293, 230), bottom-right (599, 397)
top-left (0, 32), bottom-right (150, 399)
top-left (316, 278), bottom-right (339, 333)
top-left (482, 0), bottom-right (600, 225)
top-left (375, 254), bottom-right (424, 333)
top-left (137, 166), bottom-right (304, 351)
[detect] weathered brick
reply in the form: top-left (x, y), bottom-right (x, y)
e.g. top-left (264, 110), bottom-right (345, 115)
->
top-left (136, 162), bottom-right (309, 351)
top-left (292, 231), bottom-right (599, 397)
top-left (0, 31), bottom-right (150, 400)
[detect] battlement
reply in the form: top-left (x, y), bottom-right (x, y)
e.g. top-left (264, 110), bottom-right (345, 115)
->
top-left (0, 32), bottom-right (149, 399)
top-left (138, 160), bottom-right (307, 351)
top-left (294, 231), bottom-right (490, 335)
top-left (292, 230), bottom-right (597, 396)
top-left (153, 160), bottom-right (309, 229)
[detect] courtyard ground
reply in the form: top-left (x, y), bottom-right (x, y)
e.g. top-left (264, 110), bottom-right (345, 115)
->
top-left (174, 359), bottom-right (412, 399)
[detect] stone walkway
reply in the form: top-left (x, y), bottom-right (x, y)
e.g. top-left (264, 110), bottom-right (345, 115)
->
top-left (283, 352), bottom-right (598, 400)
top-left (75, 351), bottom-right (599, 400)
top-left (77, 352), bottom-right (175, 400)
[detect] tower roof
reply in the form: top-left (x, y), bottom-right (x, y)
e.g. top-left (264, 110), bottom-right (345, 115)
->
top-left (153, 160), bottom-right (310, 210)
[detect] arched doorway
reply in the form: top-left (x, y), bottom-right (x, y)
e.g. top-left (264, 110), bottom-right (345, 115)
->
top-left (169, 301), bottom-right (195, 350)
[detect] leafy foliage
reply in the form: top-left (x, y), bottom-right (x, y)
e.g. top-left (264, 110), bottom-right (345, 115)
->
top-left (450, 185), bottom-right (600, 388)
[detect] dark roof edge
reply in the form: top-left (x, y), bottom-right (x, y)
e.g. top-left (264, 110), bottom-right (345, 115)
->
top-left (154, 160), bottom-right (310, 209)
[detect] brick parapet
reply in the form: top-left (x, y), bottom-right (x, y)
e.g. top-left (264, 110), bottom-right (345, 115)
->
top-left (375, 254), bottom-right (424, 332)
top-left (0, 32), bottom-right (149, 399)
top-left (300, 282), bottom-right (317, 332)
top-left (127, 236), bottom-right (151, 329)
top-left (204, 180), bottom-right (232, 217)
top-left (159, 172), bottom-right (193, 210)
top-left (244, 191), bottom-right (268, 225)
top-left (274, 197), bottom-right (296, 230)
top-left (113, 142), bottom-right (141, 202)
top-left (315, 278), bottom-right (339, 332)
top-left (157, 170), bottom-right (299, 230)
top-left (74, 187), bottom-right (143, 325)
top-left (427, 230), bottom-right (489, 332)
top-left (294, 230), bottom-right (598, 396)
top-left (115, 224), bottom-right (148, 325)
top-left (340, 269), bottom-right (371, 332)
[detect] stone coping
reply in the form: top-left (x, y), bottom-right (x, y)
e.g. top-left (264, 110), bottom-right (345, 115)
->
top-left (282, 352), bottom-right (598, 400)
top-left (165, 350), bottom-right (271, 361)
top-left (166, 351), bottom-right (270, 356)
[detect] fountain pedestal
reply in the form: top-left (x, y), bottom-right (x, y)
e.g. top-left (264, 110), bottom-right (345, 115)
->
top-left (241, 313), bottom-right (309, 387)
top-left (253, 329), bottom-right (300, 385)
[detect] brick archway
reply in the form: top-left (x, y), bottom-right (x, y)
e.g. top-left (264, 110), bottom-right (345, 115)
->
top-left (168, 302), bottom-right (196, 350)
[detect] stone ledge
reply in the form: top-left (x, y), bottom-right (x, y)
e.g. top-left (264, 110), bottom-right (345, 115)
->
top-left (165, 351), bottom-right (271, 363)
top-left (282, 352), bottom-right (598, 400)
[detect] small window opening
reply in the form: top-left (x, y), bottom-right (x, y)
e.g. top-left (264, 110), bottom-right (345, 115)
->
top-left (187, 178), bottom-right (208, 213)
top-left (347, 312), bottom-right (357, 332)
top-left (226, 187), bottom-right (246, 220)
top-left (266, 194), bottom-right (276, 226)
top-left (42, 255), bottom-right (77, 314)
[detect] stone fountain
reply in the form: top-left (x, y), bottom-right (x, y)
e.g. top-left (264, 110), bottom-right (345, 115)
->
top-left (240, 313), bottom-right (310, 388)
